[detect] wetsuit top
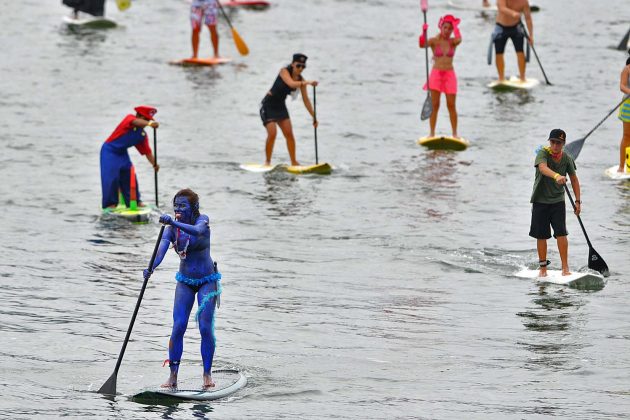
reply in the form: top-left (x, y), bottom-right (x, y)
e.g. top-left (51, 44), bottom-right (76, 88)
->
top-left (104, 114), bottom-right (151, 155)
top-left (434, 39), bottom-right (455, 58)
top-left (267, 65), bottom-right (303, 101)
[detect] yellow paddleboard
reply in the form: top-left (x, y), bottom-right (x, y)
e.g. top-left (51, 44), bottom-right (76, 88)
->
top-left (417, 135), bottom-right (469, 151)
top-left (487, 76), bottom-right (540, 90)
top-left (102, 204), bottom-right (153, 224)
top-left (240, 163), bottom-right (332, 175)
top-left (169, 57), bottom-right (232, 67)
top-left (116, 0), bottom-right (131, 11)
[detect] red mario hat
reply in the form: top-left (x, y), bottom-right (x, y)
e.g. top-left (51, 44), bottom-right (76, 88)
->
top-left (134, 106), bottom-right (157, 120)
top-left (438, 14), bottom-right (460, 29)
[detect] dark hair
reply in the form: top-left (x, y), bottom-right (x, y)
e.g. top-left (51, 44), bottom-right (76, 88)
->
top-left (173, 188), bottom-right (200, 219)
top-left (626, 49), bottom-right (630, 65)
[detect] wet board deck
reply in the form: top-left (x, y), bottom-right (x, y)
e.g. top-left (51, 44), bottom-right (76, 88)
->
top-left (417, 135), bottom-right (469, 151)
top-left (488, 76), bottom-right (540, 91)
top-left (221, 0), bottom-right (271, 8)
top-left (605, 165), bottom-right (630, 180)
top-left (62, 15), bottom-right (117, 28)
top-left (169, 57), bottom-right (232, 67)
top-left (515, 269), bottom-right (606, 290)
top-left (102, 205), bottom-right (154, 223)
top-left (446, 1), bottom-right (539, 12)
top-left (240, 163), bottom-right (332, 175)
top-left (132, 370), bottom-right (247, 402)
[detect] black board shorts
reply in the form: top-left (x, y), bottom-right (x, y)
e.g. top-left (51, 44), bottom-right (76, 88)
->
top-left (493, 23), bottom-right (525, 54)
top-left (529, 202), bottom-right (568, 239)
top-left (259, 96), bottom-right (289, 126)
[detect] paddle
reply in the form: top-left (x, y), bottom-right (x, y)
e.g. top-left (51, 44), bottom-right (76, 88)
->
top-left (563, 184), bottom-right (610, 277)
top-left (153, 127), bottom-right (159, 208)
top-left (617, 26), bottom-right (630, 51)
top-left (519, 21), bottom-right (552, 85)
top-left (313, 85), bottom-right (319, 164)
top-left (98, 225), bottom-right (166, 396)
top-left (216, 1), bottom-right (249, 56)
top-left (420, 0), bottom-right (432, 121)
top-left (564, 95), bottom-right (629, 160)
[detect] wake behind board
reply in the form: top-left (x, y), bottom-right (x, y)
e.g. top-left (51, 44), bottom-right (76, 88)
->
top-left (62, 15), bottom-right (117, 29)
top-left (515, 269), bottom-right (606, 290)
top-left (446, 1), bottom-right (539, 12)
top-left (417, 135), bottom-right (469, 151)
top-left (169, 57), bottom-right (233, 67)
top-left (133, 369), bottom-right (247, 402)
top-left (488, 76), bottom-right (540, 91)
top-left (240, 162), bottom-right (332, 175)
top-left (605, 165), bottom-right (630, 180)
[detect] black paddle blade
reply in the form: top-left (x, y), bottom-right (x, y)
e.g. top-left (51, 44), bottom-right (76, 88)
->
top-left (421, 95), bottom-right (432, 121)
top-left (588, 246), bottom-right (610, 277)
top-left (617, 28), bottom-right (630, 51)
top-left (564, 138), bottom-right (584, 160)
top-left (98, 372), bottom-right (117, 396)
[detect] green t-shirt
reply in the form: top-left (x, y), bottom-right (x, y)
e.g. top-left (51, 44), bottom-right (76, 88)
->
top-left (530, 147), bottom-right (577, 204)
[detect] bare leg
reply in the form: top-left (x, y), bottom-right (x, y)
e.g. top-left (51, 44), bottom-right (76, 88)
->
top-left (496, 53), bottom-right (505, 81)
top-left (516, 51), bottom-right (526, 81)
top-left (278, 118), bottom-right (299, 166)
top-left (191, 28), bottom-right (201, 58)
top-left (557, 235), bottom-right (571, 275)
top-left (208, 24), bottom-right (219, 57)
top-left (536, 239), bottom-right (548, 277)
top-left (445, 93), bottom-right (458, 138)
top-left (619, 121), bottom-right (630, 172)
top-left (429, 89), bottom-right (441, 137)
top-left (264, 122), bottom-right (278, 165)
top-left (203, 372), bottom-right (215, 389)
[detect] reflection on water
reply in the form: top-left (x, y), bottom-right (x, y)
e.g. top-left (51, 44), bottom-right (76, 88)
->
top-left (255, 172), bottom-right (314, 219)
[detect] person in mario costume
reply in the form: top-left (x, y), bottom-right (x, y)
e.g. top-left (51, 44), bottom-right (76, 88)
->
top-left (100, 106), bottom-right (160, 209)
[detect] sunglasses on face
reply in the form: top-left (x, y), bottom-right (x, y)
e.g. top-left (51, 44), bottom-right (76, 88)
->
top-left (295, 63), bottom-right (306, 69)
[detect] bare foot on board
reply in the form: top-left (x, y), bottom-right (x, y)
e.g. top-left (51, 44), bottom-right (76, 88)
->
top-left (203, 373), bottom-right (215, 389)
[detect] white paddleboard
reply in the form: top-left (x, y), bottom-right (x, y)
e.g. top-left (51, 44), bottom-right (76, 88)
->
top-left (604, 165), bottom-right (630, 180)
top-left (488, 76), bottom-right (540, 90)
top-left (240, 162), bottom-right (332, 175)
top-left (515, 269), bottom-right (606, 289)
top-left (62, 15), bottom-right (117, 28)
top-left (417, 135), bottom-right (469, 151)
top-left (133, 369), bottom-right (247, 402)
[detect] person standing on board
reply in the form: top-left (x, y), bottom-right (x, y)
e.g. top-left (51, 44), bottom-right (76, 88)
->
top-left (260, 53), bottom-right (318, 166)
top-left (100, 106), bottom-right (159, 209)
top-left (419, 14), bottom-right (462, 138)
top-left (617, 52), bottom-right (630, 173)
top-left (144, 189), bottom-right (222, 389)
top-left (62, 0), bottom-right (105, 18)
top-left (491, 0), bottom-right (533, 81)
top-left (529, 129), bottom-right (581, 277)
top-left (191, 0), bottom-right (220, 58)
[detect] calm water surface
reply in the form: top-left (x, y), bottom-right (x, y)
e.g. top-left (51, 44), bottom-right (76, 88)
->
top-left (1, 0), bottom-right (629, 418)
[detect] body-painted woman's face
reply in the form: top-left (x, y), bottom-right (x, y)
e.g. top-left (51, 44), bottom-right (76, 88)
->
top-left (441, 22), bottom-right (453, 38)
top-left (174, 196), bottom-right (193, 223)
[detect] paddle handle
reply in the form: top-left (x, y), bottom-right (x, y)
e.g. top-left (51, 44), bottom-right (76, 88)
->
top-left (153, 127), bottom-right (158, 208)
top-left (421, 0), bottom-right (428, 12)
top-left (313, 85), bottom-right (319, 165)
top-left (112, 225), bottom-right (165, 376)
top-left (563, 184), bottom-right (593, 249)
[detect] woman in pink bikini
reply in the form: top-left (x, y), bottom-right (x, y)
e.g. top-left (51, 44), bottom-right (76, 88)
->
top-left (419, 15), bottom-right (462, 138)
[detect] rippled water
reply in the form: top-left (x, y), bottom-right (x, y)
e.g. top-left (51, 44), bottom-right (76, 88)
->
top-left (1, 0), bottom-right (630, 418)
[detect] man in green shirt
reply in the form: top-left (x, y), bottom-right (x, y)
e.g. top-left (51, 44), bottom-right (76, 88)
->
top-left (529, 129), bottom-right (582, 277)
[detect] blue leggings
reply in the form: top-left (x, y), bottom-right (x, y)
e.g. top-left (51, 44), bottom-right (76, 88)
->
top-left (168, 281), bottom-right (219, 374)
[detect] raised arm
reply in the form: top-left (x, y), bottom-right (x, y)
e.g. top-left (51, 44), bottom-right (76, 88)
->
top-left (160, 214), bottom-right (210, 237)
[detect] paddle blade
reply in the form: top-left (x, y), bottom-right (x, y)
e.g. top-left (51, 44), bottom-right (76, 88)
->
top-left (421, 95), bottom-right (432, 120)
top-left (588, 246), bottom-right (610, 277)
top-left (231, 28), bottom-right (249, 56)
top-left (617, 27), bottom-right (630, 51)
top-left (420, 0), bottom-right (428, 12)
top-left (98, 372), bottom-right (117, 396)
top-left (116, 0), bottom-right (131, 11)
top-left (564, 138), bottom-right (584, 160)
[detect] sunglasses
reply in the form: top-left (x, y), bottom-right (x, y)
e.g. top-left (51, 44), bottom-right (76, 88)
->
top-left (549, 139), bottom-right (563, 145)
top-left (295, 63), bottom-right (306, 69)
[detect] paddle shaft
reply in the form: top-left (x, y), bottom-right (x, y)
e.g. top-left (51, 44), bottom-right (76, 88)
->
top-left (563, 184), bottom-right (593, 249)
top-left (313, 85), bottom-right (319, 164)
top-left (216, 0), bottom-right (235, 31)
top-left (103, 226), bottom-right (165, 387)
top-left (519, 21), bottom-right (552, 85)
top-left (153, 127), bottom-right (158, 208)
top-left (582, 95), bottom-right (628, 141)
top-left (422, 10), bottom-right (430, 95)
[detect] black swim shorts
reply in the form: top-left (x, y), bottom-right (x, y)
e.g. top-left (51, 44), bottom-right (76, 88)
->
top-left (493, 23), bottom-right (525, 54)
top-left (529, 202), bottom-right (568, 239)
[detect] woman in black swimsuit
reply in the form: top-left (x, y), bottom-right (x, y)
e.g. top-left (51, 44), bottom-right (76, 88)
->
top-left (260, 53), bottom-right (318, 166)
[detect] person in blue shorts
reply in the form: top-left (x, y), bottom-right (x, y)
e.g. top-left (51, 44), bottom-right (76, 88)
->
top-left (144, 189), bottom-right (222, 389)
top-left (529, 129), bottom-right (581, 277)
top-left (191, 0), bottom-right (219, 58)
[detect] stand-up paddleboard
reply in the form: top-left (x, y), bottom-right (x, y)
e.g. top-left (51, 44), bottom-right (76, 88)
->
top-left (102, 204), bottom-right (154, 223)
top-left (221, 0), bottom-right (270, 9)
top-left (488, 76), bottom-right (540, 91)
top-left (605, 165), bottom-right (630, 180)
top-left (240, 162), bottom-right (332, 175)
top-left (132, 369), bottom-right (247, 402)
top-left (515, 269), bottom-right (606, 289)
top-left (62, 15), bottom-right (117, 29)
top-left (417, 135), bottom-right (469, 151)
top-left (446, 1), bottom-right (539, 12)
top-left (169, 57), bottom-right (233, 67)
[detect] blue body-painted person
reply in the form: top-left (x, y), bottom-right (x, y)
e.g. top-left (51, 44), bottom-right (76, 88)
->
top-left (143, 189), bottom-right (222, 389)
top-left (100, 106), bottom-right (160, 209)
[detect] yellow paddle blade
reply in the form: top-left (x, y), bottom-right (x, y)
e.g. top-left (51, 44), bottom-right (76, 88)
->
top-left (116, 0), bottom-right (131, 11)
top-left (231, 28), bottom-right (249, 56)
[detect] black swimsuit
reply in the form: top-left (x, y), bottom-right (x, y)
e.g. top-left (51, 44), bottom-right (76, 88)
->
top-left (259, 65), bottom-right (303, 126)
